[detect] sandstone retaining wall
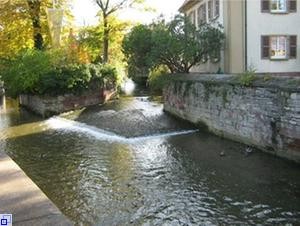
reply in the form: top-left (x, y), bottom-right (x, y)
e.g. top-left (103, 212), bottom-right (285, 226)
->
top-left (164, 74), bottom-right (300, 162)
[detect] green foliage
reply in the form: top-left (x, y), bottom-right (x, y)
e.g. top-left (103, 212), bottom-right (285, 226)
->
top-left (122, 14), bottom-right (225, 77)
top-left (1, 49), bottom-right (52, 96)
top-left (0, 49), bottom-right (119, 97)
top-left (263, 74), bottom-right (272, 81)
top-left (147, 65), bottom-right (171, 94)
top-left (122, 24), bottom-right (153, 78)
top-left (94, 0), bottom-right (145, 63)
top-left (99, 64), bottom-right (121, 87)
top-left (238, 68), bottom-right (257, 86)
top-left (78, 25), bottom-right (104, 63)
top-left (38, 64), bottom-right (92, 95)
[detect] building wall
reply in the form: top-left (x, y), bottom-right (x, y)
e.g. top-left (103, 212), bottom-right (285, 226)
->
top-left (223, 0), bottom-right (245, 74)
top-left (185, 0), bottom-right (225, 73)
top-left (164, 74), bottom-right (300, 163)
top-left (247, 0), bottom-right (300, 73)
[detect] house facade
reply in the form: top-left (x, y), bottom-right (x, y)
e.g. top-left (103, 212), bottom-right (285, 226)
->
top-left (179, 0), bottom-right (300, 74)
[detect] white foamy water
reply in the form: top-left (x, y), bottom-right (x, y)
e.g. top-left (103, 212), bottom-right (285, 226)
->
top-left (46, 117), bottom-right (198, 143)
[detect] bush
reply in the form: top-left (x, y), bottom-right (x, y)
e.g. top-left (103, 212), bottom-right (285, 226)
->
top-left (38, 64), bottom-right (92, 95)
top-left (100, 64), bottom-right (121, 87)
top-left (0, 50), bottom-right (53, 97)
top-left (147, 65), bottom-right (172, 94)
top-left (238, 68), bottom-right (257, 86)
top-left (0, 49), bottom-right (119, 97)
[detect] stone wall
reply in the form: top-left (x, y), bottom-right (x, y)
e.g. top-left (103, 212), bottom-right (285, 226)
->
top-left (19, 87), bottom-right (116, 117)
top-left (163, 74), bottom-right (300, 162)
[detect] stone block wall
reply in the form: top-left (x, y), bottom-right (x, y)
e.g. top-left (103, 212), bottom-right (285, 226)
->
top-left (164, 74), bottom-right (300, 162)
top-left (19, 88), bottom-right (116, 117)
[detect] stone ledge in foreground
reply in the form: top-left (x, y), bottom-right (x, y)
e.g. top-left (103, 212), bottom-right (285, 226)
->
top-left (0, 151), bottom-right (73, 226)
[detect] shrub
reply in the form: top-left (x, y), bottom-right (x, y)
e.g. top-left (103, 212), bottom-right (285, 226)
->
top-left (0, 50), bottom-right (52, 97)
top-left (38, 64), bottom-right (92, 95)
top-left (0, 49), bottom-right (119, 97)
top-left (100, 64), bottom-right (120, 87)
top-left (238, 68), bottom-right (257, 87)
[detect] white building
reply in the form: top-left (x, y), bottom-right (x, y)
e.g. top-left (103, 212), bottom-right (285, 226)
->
top-left (179, 0), bottom-right (300, 74)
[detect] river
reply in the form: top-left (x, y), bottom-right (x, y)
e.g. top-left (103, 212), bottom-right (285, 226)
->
top-left (0, 91), bottom-right (300, 225)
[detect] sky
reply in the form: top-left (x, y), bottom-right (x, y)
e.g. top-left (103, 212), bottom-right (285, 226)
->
top-left (72, 0), bottom-right (184, 26)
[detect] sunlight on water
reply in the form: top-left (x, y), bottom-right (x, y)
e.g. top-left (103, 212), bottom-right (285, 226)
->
top-left (0, 121), bottom-right (48, 140)
top-left (121, 79), bottom-right (135, 95)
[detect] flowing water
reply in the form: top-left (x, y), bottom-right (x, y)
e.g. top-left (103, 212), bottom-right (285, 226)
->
top-left (0, 92), bottom-right (300, 226)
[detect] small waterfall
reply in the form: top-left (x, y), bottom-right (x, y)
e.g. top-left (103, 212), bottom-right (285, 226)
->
top-left (46, 117), bottom-right (198, 143)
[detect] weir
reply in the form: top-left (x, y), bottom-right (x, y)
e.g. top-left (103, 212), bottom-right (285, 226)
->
top-left (46, 117), bottom-right (198, 143)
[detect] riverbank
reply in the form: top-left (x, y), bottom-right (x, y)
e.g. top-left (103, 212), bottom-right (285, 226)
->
top-left (163, 74), bottom-right (300, 163)
top-left (0, 151), bottom-right (73, 226)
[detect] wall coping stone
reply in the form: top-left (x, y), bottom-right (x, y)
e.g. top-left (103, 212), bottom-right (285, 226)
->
top-left (170, 73), bottom-right (300, 92)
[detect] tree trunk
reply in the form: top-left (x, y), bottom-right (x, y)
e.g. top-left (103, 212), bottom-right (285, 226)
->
top-left (102, 15), bottom-right (109, 63)
top-left (27, 0), bottom-right (43, 50)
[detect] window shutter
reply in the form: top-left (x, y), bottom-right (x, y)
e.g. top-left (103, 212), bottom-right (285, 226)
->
top-left (289, 35), bottom-right (297, 58)
top-left (289, 0), bottom-right (297, 12)
top-left (261, 36), bottom-right (270, 59)
top-left (261, 0), bottom-right (270, 12)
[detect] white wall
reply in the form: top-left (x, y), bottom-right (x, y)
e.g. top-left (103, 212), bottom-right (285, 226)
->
top-left (247, 0), bottom-right (300, 73)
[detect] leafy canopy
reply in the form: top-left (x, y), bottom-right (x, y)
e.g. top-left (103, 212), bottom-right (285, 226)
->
top-left (93, 0), bottom-right (145, 63)
top-left (122, 14), bottom-right (225, 76)
top-left (0, 0), bottom-right (73, 58)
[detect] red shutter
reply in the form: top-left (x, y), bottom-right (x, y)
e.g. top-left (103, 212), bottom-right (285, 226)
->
top-left (289, 0), bottom-right (297, 12)
top-left (289, 36), bottom-right (297, 58)
top-left (261, 36), bottom-right (270, 59)
top-left (261, 0), bottom-right (270, 12)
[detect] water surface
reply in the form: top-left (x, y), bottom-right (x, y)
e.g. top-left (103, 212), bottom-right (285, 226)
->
top-left (0, 95), bottom-right (300, 225)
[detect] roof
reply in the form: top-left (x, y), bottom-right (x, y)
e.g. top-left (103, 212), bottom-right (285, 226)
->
top-left (178, 0), bottom-right (200, 13)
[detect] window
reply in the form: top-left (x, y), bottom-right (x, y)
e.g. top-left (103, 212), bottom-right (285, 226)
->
top-left (270, 36), bottom-right (287, 59)
top-left (270, 0), bottom-right (287, 12)
top-left (262, 0), bottom-right (297, 13)
top-left (261, 35), bottom-right (297, 60)
top-left (197, 4), bottom-right (206, 25)
top-left (208, 0), bottom-right (219, 21)
top-left (188, 10), bottom-right (196, 25)
top-left (214, 0), bottom-right (220, 17)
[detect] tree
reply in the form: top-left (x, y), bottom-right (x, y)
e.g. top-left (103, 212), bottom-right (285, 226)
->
top-left (94, 0), bottom-right (144, 63)
top-left (122, 15), bottom-right (225, 74)
top-left (122, 24), bottom-right (153, 77)
top-left (0, 1), bottom-right (33, 57)
top-left (0, 0), bottom-right (73, 57)
top-left (27, 0), bottom-right (44, 49)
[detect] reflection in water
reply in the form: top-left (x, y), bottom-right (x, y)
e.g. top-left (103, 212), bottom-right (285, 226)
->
top-left (0, 96), bottom-right (300, 225)
top-left (0, 95), bottom-right (5, 111)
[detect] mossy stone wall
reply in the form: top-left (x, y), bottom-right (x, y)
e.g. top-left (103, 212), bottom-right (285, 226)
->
top-left (164, 74), bottom-right (300, 163)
